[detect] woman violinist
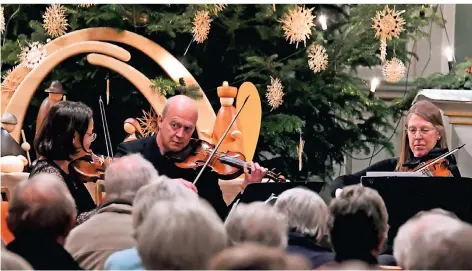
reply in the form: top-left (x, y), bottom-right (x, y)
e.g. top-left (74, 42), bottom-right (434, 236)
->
top-left (329, 100), bottom-right (461, 198)
top-left (30, 101), bottom-right (98, 224)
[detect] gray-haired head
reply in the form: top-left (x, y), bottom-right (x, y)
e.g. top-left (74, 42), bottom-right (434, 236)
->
top-left (394, 211), bottom-right (470, 269)
top-left (225, 201), bottom-right (289, 248)
top-left (104, 153), bottom-right (158, 201)
top-left (274, 187), bottom-right (329, 243)
top-left (136, 199), bottom-right (227, 270)
top-left (7, 173), bottom-right (76, 238)
top-left (132, 175), bottom-right (199, 230)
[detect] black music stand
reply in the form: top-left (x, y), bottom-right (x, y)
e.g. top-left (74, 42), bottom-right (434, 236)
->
top-left (361, 176), bottom-right (472, 251)
top-left (238, 182), bottom-right (325, 204)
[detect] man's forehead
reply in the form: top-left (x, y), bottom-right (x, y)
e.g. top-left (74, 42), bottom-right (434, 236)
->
top-left (169, 116), bottom-right (195, 127)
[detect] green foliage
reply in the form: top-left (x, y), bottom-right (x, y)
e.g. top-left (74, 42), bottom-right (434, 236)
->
top-left (150, 77), bottom-right (203, 100)
top-left (0, 4), bottom-right (439, 180)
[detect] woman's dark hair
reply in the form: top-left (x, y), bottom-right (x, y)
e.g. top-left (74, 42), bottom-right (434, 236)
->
top-left (35, 101), bottom-right (93, 160)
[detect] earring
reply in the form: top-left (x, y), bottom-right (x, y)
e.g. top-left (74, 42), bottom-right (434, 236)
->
top-left (438, 137), bottom-right (441, 140)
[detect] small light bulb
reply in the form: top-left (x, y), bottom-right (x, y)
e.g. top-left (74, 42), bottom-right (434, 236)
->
top-left (444, 47), bottom-right (454, 62)
top-left (319, 15), bottom-right (327, 31)
top-left (370, 78), bottom-right (380, 93)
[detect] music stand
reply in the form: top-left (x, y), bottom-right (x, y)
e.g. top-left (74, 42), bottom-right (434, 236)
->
top-left (361, 176), bottom-right (472, 250)
top-left (238, 182), bottom-right (324, 204)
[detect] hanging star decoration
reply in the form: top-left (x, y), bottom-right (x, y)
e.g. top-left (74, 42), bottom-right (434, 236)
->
top-left (1, 66), bottom-right (23, 92)
top-left (372, 5), bottom-right (405, 63)
top-left (212, 4), bottom-right (227, 16)
top-left (279, 6), bottom-right (316, 48)
top-left (307, 44), bottom-right (328, 73)
top-left (382, 57), bottom-right (406, 83)
top-left (297, 130), bottom-right (305, 171)
top-left (266, 76), bottom-right (284, 111)
top-left (0, 6), bottom-right (5, 34)
top-left (18, 41), bottom-right (47, 70)
top-left (43, 4), bottom-right (69, 38)
top-left (192, 10), bottom-right (211, 44)
top-left (137, 109), bottom-right (159, 137)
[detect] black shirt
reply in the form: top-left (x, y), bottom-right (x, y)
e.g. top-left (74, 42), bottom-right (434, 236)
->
top-left (30, 160), bottom-right (97, 217)
top-left (115, 136), bottom-right (238, 220)
top-left (7, 234), bottom-right (82, 270)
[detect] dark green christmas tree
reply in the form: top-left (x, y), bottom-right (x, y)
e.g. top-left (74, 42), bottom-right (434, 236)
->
top-left (1, 4), bottom-right (441, 181)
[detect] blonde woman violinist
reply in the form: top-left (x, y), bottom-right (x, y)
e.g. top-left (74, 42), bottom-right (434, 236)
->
top-left (330, 100), bottom-right (461, 198)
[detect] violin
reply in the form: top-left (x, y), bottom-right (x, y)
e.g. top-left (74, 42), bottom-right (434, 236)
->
top-left (166, 138), bottom-right (286, 182)
top-left (409, 144), bottom-right (465, 177)
top-left (168, 95), bottom-right (286, 184)
top-left (70, 151), bottom-right (113, 183)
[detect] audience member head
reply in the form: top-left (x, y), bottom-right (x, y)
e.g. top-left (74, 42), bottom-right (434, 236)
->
top-left (35, 101), bottom-right (94, 160)
top-left (132, 175), bottom-right (199, 231)
top-left (1, 248), bottom-right (33, 270)
top-left (104, 153), bottom-right (158, 201)
top-left (328, 185), bottom-right (388, 262)
top-left (225, 202), bottom-right (288, 248)
top-left (7, 173), bottom-right (77, 243)
top-left (394, 209), bottom-right (472, 269)
top-left (136, 199), bottom-right (227, 270)
top-left (274, 187), bottom-right (329, 243)
top-left (207, 242), bottom-right (311, 270)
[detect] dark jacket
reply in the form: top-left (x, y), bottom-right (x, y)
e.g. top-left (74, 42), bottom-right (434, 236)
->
top-left (115, 136), bottom-right (239, 220)
top-left (286, 232), bottom-right (334, 269)
top-left (7, 234), bottom-right (82, 270)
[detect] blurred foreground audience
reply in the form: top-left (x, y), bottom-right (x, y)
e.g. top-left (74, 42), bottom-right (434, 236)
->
top-left (64, 154), bottom-right (158, 269)
top-left (6, 173), bottom-right (82, 270)
top-left (207, 242), bottom-right (311, 270)
top-left (274, 187), bottom-right (334, 268)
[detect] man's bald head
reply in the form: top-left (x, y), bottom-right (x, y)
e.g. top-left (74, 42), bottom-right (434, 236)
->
top-left (161, 95), bottom-right (198, 121)
top-left (7, 173), bottom-right (76, 238)
top-left (157, 95), bottom-right (199, 153)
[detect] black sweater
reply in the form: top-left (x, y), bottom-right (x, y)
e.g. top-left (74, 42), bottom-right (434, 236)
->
top-left (115, 136), bottom-right (240, 220)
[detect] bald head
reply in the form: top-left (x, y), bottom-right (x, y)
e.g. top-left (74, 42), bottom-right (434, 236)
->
top-left (157, 95), bottom-right (199, 153)
top-left (7, 173), bottom-right (76, 237)
top-left (104, 153), bottom-right (158, 201)
top-left (162, 95), bottom-right (198, 120)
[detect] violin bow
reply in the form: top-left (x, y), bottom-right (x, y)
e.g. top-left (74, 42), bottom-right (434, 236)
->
top-left (99, 96), bottom-right (113, 157)
top-left (414, 144), bottom-right (466, 173)
top-left (193, 95), bottom-right (250, 185)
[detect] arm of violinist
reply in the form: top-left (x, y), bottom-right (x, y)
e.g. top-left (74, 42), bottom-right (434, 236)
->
top-left (329, 158), bottom-right (399, 198)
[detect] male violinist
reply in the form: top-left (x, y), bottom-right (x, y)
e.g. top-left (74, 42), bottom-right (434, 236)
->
top-left (115, 95), bottom-right (268, 220)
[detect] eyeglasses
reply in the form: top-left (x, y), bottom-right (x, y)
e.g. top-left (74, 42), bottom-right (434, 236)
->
top-left (87, 132), bottom-right (97, 142)
top-left (405, 127), bottom-right (436, 135)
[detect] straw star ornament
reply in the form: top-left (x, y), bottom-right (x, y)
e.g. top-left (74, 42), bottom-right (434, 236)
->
top-left (372, 6), bottom-right (405, 63)
top-left (192, 10), bottom-right (211, 44)
top-left (279, 6), bottom-right (316, 48)
top-left (382, 57), bottom-right (405, 83)
top-left (43, 4), bottom-right (69, 38)
top-left (1, 66), bottom-right (23, 92)
top-left (266, 76), bottom-right (284, 111)
top-left (137, 109), bottom-right (159, 137)
top-left (18, 42), bottom-right (47, 70)
top-left (308, 44), bottom-right (328, 73)
top-left (212, 4), bottom-right (227, 16)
